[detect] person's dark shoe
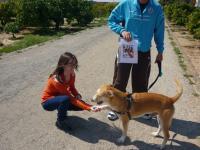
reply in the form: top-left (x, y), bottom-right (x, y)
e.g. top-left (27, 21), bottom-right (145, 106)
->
top-left (107, 111), bottom-right (119, 121)
top-left (55, 120), bottom-right (72, 130)
top-left (141, 114), bottom-right (152, 120)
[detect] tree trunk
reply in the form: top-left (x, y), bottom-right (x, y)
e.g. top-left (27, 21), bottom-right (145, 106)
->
top-left (12, 33), bottom-right (16, 39)
top-left (55, 21), bottom-right (60, 30)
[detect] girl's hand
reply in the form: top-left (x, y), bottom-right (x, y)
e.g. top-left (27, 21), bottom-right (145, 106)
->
top-left (90, 106), bottom-right (101, 112)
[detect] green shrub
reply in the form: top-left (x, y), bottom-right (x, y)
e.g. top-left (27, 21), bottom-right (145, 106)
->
top-left (4, 22), bottom-right (19, 38)
top-left (74, 0), bottom-right (94, 26)
top-left (0, 1), bottom-right (15, 26)
top-left (159, 0), bottom-right (165, 6)
top-left (164, 1), bottom-right (199, 39)
top-left (48, 0), bottom-right (64, 30)
top-left (164, 4), bottom-right (174, 21)
top-left (164, 1), bottom-right (195, 25)
top-left (186, 9), bottom-right (200, 33)
top-left (171, 4), bottom-right (194, 26)
top-left (0, 23), bottom-right (3, 32)
top-left (92, 2), bottom-right (117, 18)
top-left (18, 0), bottom-right (50, 28)
top-left (193, 28), bottom-right (200, 39)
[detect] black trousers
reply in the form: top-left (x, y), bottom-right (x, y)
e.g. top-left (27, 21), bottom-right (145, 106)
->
top-left (113, 51), bottom-right (151, 93)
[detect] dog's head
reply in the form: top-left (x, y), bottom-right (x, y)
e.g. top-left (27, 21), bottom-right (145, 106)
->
top-left (92, 84), bottom-right (114, 105)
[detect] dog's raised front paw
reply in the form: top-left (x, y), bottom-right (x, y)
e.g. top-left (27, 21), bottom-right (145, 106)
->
top-left (117, 136), bottom-right (126, 144)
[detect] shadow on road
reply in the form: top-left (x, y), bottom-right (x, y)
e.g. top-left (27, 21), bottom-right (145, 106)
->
top-left (56, 116), bottom-right (199, 149)
top-left (127, 140), bottom-right (200, 150)
top-left (57, 116), bottom-right (122, 144)
top-left (134, 117), bottom-right (200, 139)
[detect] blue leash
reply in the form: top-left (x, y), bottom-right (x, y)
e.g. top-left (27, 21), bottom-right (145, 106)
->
top-left (148, 61), bottom-right (162, 90)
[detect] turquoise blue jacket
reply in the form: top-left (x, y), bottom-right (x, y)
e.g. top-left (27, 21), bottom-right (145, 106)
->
top-left (108, 0), bottom-right (165, 53)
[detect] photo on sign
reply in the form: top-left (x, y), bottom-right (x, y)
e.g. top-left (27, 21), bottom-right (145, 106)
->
top-left (122, 45), bottom-right (134, 58)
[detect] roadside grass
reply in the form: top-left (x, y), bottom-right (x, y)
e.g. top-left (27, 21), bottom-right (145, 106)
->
top-left (0, 18), bottom-right (107, 54)
top-left (0, 34), bottom-right (59, 53)
top-left (167, 28), bottom-right (196, 86)
top-left (167, 24), bottom-right (200, 98)
top-left (167, 28), bottom-right (200, 99)
top-left (173, 46), bottom-right (196, 85)
top-left (169, 35), bottom-right (197, 88)
top-left (193, 92), bottom-right (200, 97)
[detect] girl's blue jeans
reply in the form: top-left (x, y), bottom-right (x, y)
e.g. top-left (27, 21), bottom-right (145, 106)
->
top-left (42, 96), bottom-right (82, 122)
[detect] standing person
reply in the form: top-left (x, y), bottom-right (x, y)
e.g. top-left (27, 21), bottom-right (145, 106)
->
top-left (107, 0), bottom-right (164, 121)
top-left (41, 52), bottom-right (101, 129)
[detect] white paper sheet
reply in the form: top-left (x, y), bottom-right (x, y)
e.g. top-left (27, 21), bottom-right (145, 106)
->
top-left (118, 38), bottom-right (138, 64)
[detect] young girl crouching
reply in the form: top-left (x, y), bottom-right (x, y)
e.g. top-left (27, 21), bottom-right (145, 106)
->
top-left (41, 52), bottom-right (100, 129)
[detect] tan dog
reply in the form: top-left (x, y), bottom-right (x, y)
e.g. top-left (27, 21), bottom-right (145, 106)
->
top-left (92, 80), bottom-right (183, 149)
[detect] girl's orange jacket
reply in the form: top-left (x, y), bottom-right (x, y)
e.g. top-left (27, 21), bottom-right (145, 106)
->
top-left (41, 75), bottom-right (91, 111)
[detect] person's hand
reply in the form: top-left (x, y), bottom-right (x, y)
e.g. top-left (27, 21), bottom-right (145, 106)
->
top-left (75, 94), bottom-right (82, 100)
top-left (121, 31), bottom-right (132, 42)
top-left (90, 106), bottom-right (101, 112)
top-left (155, 53), bottom-right (163, 63)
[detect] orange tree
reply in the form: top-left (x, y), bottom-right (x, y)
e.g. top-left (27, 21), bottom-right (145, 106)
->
top-left (0, 1), bottom-right (16, 26)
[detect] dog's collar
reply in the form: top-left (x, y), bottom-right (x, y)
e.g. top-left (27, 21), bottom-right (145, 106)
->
top-left (126, 93), bottom-right (133, 120)
top-left (127, 93), bottom-right (133, 110)
top-left (111, 93), bottom-right (133, 120)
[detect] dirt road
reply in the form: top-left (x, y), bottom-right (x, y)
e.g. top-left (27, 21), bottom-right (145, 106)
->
top-left (0, 26), bottom-right (199, 150)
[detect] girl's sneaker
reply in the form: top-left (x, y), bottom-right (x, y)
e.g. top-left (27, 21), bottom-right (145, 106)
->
top-left (56, 120), bottom-right (72, 130)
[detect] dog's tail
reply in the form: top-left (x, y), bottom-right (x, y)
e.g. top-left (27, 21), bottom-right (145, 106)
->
top-left (171, 79), bottom-right (183, 103)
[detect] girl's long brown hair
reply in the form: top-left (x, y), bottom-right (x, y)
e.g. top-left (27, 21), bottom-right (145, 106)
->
top-left (50, 52), bottom-right (78, 83)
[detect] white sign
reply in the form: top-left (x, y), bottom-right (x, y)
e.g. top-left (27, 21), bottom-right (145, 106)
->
top-left (118, 38), bottom-right (138, 64)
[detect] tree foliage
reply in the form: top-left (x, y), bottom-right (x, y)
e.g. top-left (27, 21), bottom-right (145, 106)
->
top-left (4, 22), bottom-right (19, 38)
top-left (0, 1), bottom-right (16, 26)
top-left (48, 0), bottom-right (64, 30)
top-left (0, 0), bottom-right (117, 30)
top-left (92, 2), bottom-right (117, 18)
top-left (186, 9), bottom-right (200, 33)
top-left (74, 0), bottom-right (94, 26)
top-left (19, 0), bottom-right (49, 27)
top-left (164, 1), bottom-right (200, 39)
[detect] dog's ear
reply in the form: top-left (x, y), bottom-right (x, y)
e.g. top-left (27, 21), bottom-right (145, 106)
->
top-left (106, 90), bottom-right (114, 97)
